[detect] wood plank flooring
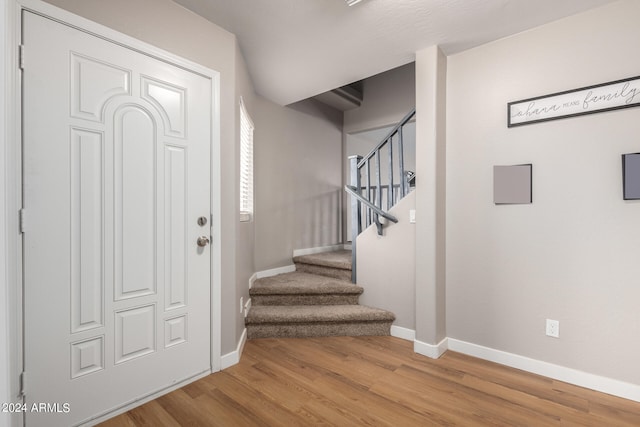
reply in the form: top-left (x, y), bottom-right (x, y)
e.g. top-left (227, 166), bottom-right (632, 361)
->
top-left (99, 336), bottom-right (640, 426)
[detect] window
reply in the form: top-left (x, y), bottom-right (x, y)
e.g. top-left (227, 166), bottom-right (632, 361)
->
top-left (239, 98), bottom-right (254, 222)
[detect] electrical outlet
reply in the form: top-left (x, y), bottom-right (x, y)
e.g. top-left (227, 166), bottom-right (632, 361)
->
top-left (244, 298), bottom-right (251, 318)
top-left (546, 319), bottom-right (559, 338)
top-left (409, 209), bottom-right (416, 224)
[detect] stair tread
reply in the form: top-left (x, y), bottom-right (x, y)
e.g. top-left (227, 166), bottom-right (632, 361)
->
top-left (247, 251), bottom-right (396, 339)
top-left (293, 250), bottom-right (352, 271)
top-left (251, 272), bottom-right (362, 295)
top-left (246, 305), bottom-right (395, 324)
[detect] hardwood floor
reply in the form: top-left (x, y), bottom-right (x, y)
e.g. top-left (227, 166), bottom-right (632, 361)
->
top-left (99, 336), bottom-right (640, 426)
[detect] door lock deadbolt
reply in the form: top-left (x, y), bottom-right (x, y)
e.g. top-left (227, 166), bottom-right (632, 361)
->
top-left (197, 216), bottom-right (208, 226)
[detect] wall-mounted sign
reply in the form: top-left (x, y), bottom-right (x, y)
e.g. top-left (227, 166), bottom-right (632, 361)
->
top-left (508, 76), bottom-right (640, 127)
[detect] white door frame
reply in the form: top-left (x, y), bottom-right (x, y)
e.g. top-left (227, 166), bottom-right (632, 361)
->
top-left (3, 1), bottom-right (222, 424)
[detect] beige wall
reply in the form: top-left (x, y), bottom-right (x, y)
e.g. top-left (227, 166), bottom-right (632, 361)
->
top-left (446, 0), bottom-right (640, 384)
top-left (357, 192), bottom-right (416, 329)
top-left (42, 0), bottom-right (248, 355)
top-left (234, 39), bottom-right (256, 351)
top-left (344, 62), bottom-right (416, 134)
top-left (253, 98), bottom-right (343, 270)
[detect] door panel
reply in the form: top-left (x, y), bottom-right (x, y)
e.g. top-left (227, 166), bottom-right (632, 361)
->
top-left (70, 127), bottom-right (104, 334)
top-left (115, 105), bottom-right (157, 300)
top-left (165, 145), bottom-right (188, 311)
top-left (23, 11), bottom-right (212, 426)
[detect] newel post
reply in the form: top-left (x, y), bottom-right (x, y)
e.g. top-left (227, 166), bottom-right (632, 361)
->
top-left (349, 155), bottom-right (363, 283)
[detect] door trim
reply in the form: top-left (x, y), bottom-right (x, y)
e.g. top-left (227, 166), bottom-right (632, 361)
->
top-left (5, 0), bottom-right (222, 421)
top-left (3, 1), bottom-right (23, 426)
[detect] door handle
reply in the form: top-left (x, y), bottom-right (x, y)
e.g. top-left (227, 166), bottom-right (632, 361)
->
top-left (197, 236), bottom-right (210, 247)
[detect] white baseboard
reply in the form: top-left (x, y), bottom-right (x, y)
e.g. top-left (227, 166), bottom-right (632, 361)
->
top-left (414, 337), bottom-right (449, 359)
top-left (293, 244), bottom-right (347, 257)
top-left (391, 327), bottom-right (447, 360)
top-left (391, 325), bottom-right (415, 342)
top-left (343, 244), bottom-right (352, 250)
top-left (255, 264), bottom-right (296, 279)
top-left (448, 338), bottom-right (640, 403)
top-left (221, 328), bottom-right (247, 370)
top-left (248, 272), bottom-right (257, 289)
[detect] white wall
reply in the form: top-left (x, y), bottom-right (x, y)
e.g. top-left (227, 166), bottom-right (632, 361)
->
top-left (415, 46), bottom-right (447, 347)
top-left (253, 98), bottom-right (343, 270)
top-left (357, 192), bottom-right (416, 329)
top-left (446, 0), bottom-right (640, 385)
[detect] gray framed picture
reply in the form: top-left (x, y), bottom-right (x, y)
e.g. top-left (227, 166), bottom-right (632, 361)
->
top-left (494, 164), bottom-right (532, 204)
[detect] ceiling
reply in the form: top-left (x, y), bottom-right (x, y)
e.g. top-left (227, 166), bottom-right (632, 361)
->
top-left (173, 0), bottom-right (616, 106)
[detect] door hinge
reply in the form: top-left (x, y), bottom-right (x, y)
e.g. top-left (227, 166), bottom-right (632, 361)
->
top-left (18, 44), bottom-right (25, 70)
top-left (19, 209), bottom-right (26, 233)
top-left (19, 371), bottom-right (26, 397)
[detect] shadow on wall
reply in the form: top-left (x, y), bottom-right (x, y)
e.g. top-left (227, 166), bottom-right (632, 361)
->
top-left (296, 188), bottom-right (342, 250)
top-left (287, 99), bottom-right (344, 131)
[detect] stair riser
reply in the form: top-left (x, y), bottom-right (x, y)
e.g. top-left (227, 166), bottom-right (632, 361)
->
top-left (245, 251), bottom-right (395, 340)
top-left (252, 295), bottom-right (360, 306)
top-left (295, 263), bottom-right (351, 281)
top-left (247, 321), bottom-right (392, 339)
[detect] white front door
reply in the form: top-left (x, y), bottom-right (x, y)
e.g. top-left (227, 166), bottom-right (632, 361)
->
top-left (22, 11), bottom-right (212, 426)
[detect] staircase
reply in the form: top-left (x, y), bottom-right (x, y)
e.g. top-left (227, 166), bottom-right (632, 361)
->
top-left (245, 250), bottom-right (395, 339)
top-left (347, 107), bottom-right (416, 282)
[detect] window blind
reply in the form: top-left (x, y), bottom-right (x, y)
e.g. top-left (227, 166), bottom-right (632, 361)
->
top-left (239, 98), bottom-right (254, 221)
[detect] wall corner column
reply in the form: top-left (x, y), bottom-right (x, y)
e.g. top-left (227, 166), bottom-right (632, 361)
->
top-left (414, 45), bottom-right (447, 355)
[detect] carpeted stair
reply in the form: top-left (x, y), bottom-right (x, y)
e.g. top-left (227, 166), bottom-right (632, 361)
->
top-left (246, 250), bottom-right (395, 339)
top-left (292, 249), bottom-right (353, 281)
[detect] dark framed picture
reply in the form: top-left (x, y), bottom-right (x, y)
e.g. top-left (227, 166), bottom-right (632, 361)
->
top-left (508, 76), bottom-right (640, 127)
top-left (622, 153), bottom-right (640, 200)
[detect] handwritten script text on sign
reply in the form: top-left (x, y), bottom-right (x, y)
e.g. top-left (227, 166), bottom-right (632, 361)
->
top-left (508, 77), bottom-right (640, 127)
